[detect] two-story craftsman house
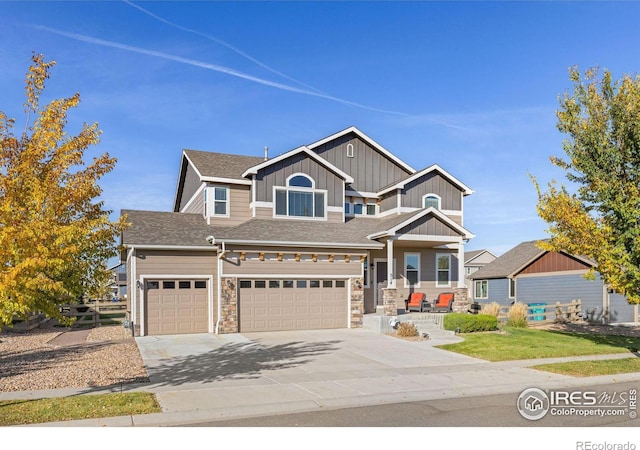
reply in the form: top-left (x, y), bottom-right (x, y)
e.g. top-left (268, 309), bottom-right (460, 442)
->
top-left (121, 126), bottom-right (475, 336)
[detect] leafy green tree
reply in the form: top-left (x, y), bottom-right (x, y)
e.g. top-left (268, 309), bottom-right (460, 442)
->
top-left (534, 67), bottom-right (640, 305)
top-left (0, 54), bottom-right (128, 325)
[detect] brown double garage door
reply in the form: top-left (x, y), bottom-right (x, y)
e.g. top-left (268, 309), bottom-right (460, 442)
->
top-left (238, 279), bottom-right (349, 332)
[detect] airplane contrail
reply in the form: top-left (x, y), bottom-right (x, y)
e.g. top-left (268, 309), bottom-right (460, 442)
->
top-left (32, 24), bottom-right (409, 117)
top-left (122, 0), bottom-right (327, 95)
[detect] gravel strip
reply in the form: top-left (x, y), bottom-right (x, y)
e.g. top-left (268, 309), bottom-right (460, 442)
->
top-left (0, 322), bottom-right (149, 392)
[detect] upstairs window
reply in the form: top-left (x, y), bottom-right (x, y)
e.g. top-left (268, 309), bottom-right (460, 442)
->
top-left (274, 174), bottom-right (326, 219)
top-left (214, 186), bottom-right (228, 216)
top-left (204, 186), bottom-right (229, 217)
top-left (346, 198), bottom-right (377, 217)
top-left (423, 194), bottom-right (441, 210)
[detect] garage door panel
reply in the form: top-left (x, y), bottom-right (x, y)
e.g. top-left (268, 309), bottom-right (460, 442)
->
top-left (239, 278), bottom-right (348, 332)
top-left (145, 279), bottom-right (209, 335)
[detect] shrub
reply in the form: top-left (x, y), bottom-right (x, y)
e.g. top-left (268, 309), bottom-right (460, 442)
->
top-left (396, 322), bottom-right (419, 337)
top-left (507, 302), bottom-right (528, 328)
top-left (443, 313), bottom-right (498, 333)
top-left (480, 302), bottom-right (501, 317)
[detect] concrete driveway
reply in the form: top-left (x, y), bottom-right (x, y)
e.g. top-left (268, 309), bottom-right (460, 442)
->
top-left (131, 328), bottom-right (610, 425)
top-left (135, 328), bottom-right (481, 388)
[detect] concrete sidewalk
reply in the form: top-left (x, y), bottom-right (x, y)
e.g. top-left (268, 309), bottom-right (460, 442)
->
top-left (3, 328), bottom-right (640, 427)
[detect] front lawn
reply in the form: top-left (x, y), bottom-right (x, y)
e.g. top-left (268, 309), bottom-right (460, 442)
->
top-left (532, 358), bottom-right (640, 377)
top-left (436, 327), bottom-right (640, 362)
top-left (0, 392), bottom-right (160, 426)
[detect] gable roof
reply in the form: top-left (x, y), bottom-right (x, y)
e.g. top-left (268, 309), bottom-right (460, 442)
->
top-left (469, 240), bottom-right (545, 279)
top-left (465, 249), bottom-right (497, 264)
top-left (367, 207), bottom-right (475, 240)
top-left (377, 164), bottom-right (474, 196)
top-left (307, 126), bottom-right (416, 174)
top-left (469, 240), bottom-right (600, 280)
top-left (174, 150), bottom-right (265, 211)
top-left (183, 149), bottom-right (264, 182)
top-left (241, 145), bottom-right (354, 183)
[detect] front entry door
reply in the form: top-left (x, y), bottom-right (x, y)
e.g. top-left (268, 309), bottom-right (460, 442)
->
top-left (375, 261), bottom-right (388, 308)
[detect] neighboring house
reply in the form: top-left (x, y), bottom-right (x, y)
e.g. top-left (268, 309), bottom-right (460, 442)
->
top-left (469, 240), bottom-right (639, 324)
top-left (121, 126), bottom-right (475, 336)
top-left (109, 262), bottom-right (127, 300)
top-left (464, 249), bottom-right (497, 287)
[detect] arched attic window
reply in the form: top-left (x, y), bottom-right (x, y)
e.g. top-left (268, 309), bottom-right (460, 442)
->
top-left (423, 194), bottom-right (441, 210)
top-left (288, 174), bottom-right (313, 188)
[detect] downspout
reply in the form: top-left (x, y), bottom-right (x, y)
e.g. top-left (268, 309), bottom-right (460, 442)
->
top-left (215, 240), bottom-right (228, 334)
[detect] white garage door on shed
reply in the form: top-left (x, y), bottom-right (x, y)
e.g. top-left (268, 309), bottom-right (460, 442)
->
top-left (238, 279), bottom-right (348, 332)
top-left (145, 279), bottom-right (209, 335)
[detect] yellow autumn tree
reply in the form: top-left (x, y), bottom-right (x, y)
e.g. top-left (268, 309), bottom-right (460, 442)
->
top-left (0, 53), bottom-right (128, 326)
top-left (534, 67), bottom-right (640, 305)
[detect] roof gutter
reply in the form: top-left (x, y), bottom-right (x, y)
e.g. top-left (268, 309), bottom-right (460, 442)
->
top-left (215, 238), bottom-right (384, 249)
top-left (121, 244), bottom-right (217, 251)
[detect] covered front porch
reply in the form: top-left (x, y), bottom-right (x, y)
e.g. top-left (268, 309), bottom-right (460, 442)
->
top-left (362, 207), bottom-right (474, 315)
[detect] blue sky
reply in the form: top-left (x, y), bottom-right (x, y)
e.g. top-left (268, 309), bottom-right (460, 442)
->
top-left (2, 1), bottom-right (640, 256)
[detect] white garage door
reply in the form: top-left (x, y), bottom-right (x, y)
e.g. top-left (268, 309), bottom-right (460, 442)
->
top-left (239, 279), bottom-right (348, 332)
top-left (145, 279), bottom-right (208, 335)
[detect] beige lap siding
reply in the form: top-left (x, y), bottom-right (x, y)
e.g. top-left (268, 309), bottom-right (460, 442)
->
top-left (133, 250), bottom-right (218, 335)
top-left (222, 253), bottom-right (364, 276)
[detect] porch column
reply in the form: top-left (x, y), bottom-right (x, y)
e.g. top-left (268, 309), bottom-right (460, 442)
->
top-left (457, 242), bottom-right (465, 288)
top-left (387, 237), bottom-right (395, 288)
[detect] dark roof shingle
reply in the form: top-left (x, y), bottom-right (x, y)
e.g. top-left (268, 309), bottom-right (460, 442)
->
top-left (121, 210), bottom-right (229, 247)
top-left (469, 240), bottom-right (545, 279)
top-left (183, 150), bottom-right (265, 180)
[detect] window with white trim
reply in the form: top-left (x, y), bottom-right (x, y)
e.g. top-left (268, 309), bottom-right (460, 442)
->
top-left (436, 253), bottom-right (451, 287)
top-left (213, 186), bottom-right (229, 216)
top-left (405, 253), bottom-right (420, 287)
top-left (474, 280), bottom-right (488, 299)
top-left (274, 174), bottom-right (326, 219)
top-left (423, 194), bottom-right (441, 210)
top-left (346, 198), bottom-right (377, 217)
top-left (346, 143), bottom-right (354, 158)
top-left (204, 186), bottom-right (229, 217)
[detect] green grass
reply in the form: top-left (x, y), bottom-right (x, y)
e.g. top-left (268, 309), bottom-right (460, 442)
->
top-left (436, 327), bottom-right (640, 362)
top-left (532, 358), bottom-right (640, 377)
top-left (0, 392), bottom-right (161, 426)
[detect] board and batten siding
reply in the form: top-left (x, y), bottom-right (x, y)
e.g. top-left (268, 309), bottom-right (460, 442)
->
top-left (178, 161), bottom-right (202, 211)
top-left (379, 191), bottom-right (397, 213)
top-left (133, 250), bottom-right (218, 324)
top-left (401, 172), bottom-right (462, 211)
top-left (520, 251), bottom-right (591, 274)
top-left (397, 213), bottom-right (460, 237)
top-left (254, 153), bottom-right (344, 206)
top-left (312, 133), bottom-right (411, 192)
